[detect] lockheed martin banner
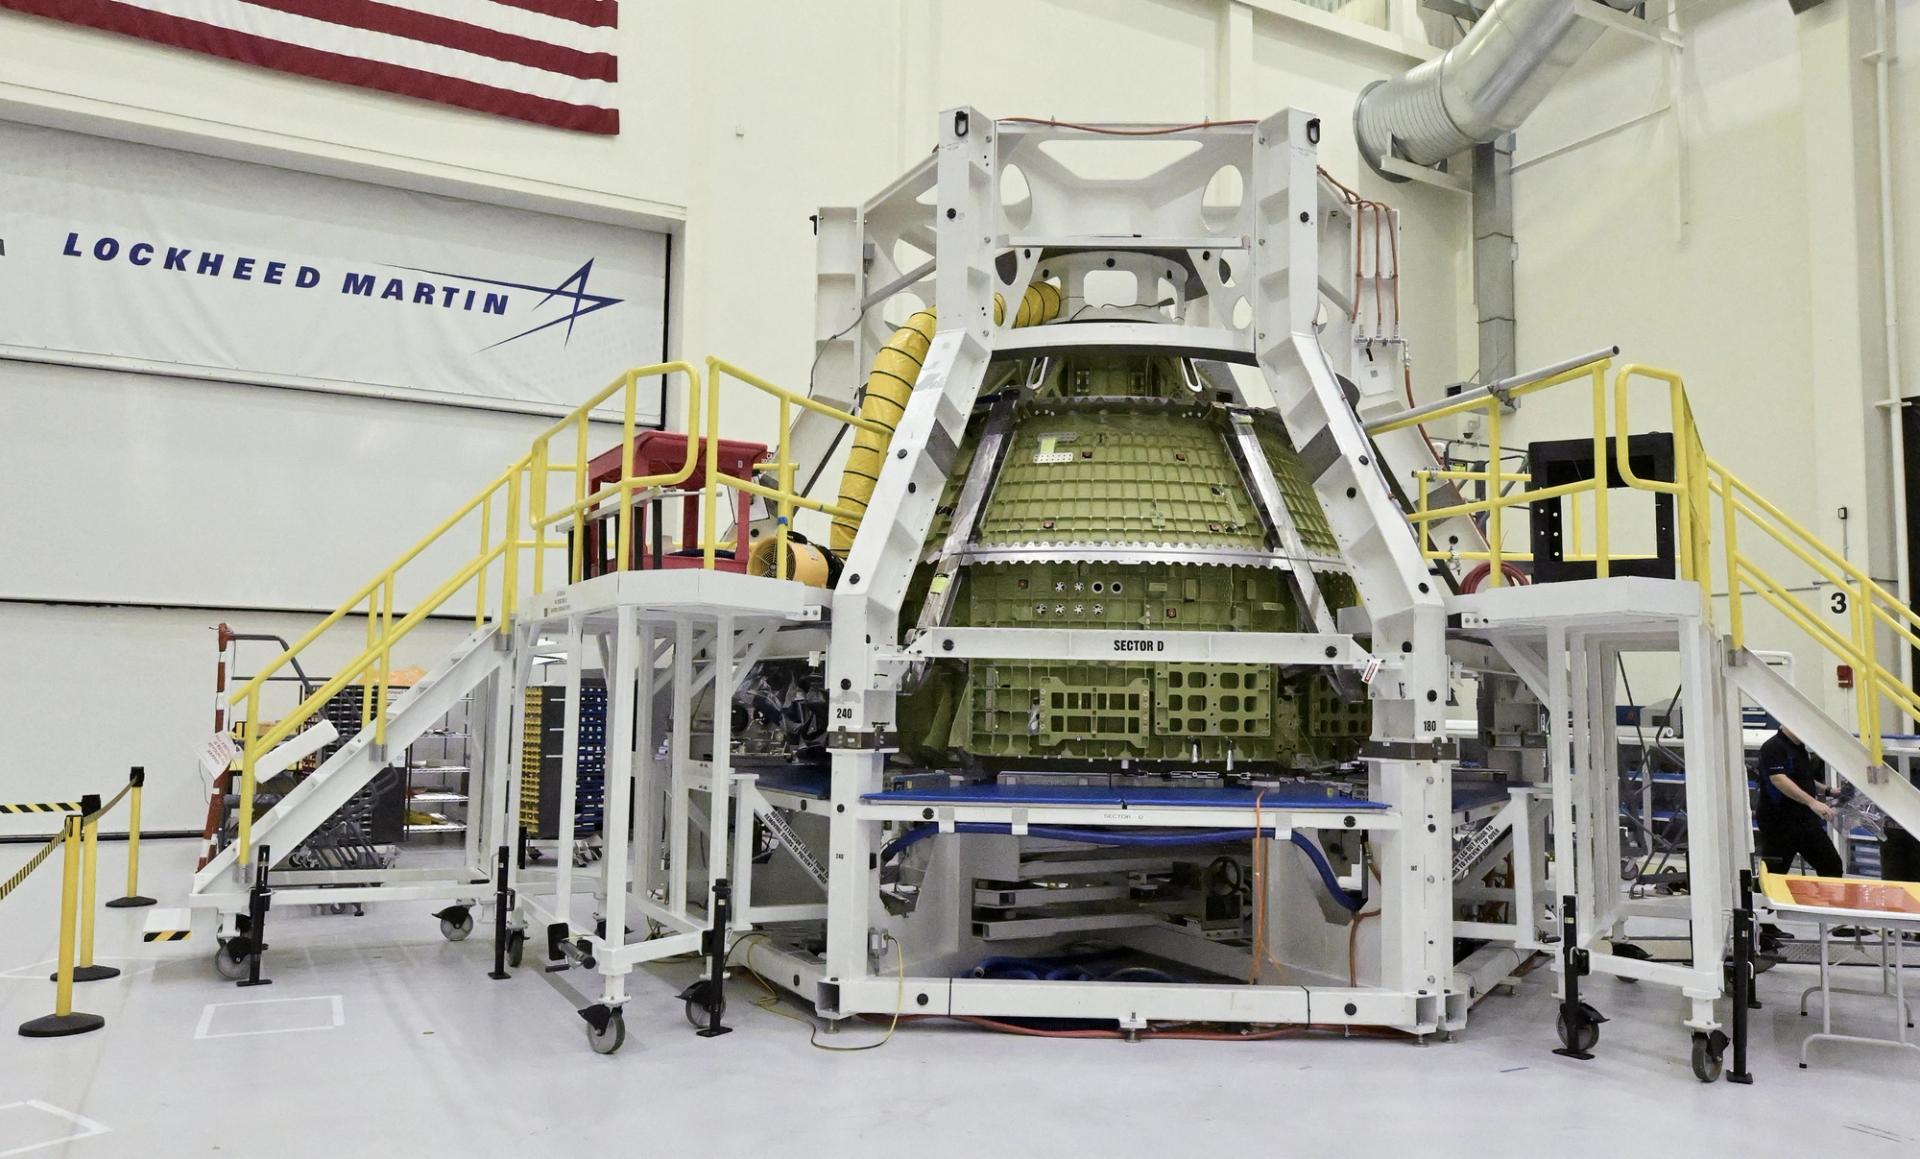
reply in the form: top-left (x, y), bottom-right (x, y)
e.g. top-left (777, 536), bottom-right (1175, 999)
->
top-left (0, 121), bottom-right (667, 416)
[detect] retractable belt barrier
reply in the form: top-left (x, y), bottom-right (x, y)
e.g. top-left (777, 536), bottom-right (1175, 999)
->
top-left (14, 768), bottom-right (152, 1039)
top-left (0, 828), bottom-right (66, 905)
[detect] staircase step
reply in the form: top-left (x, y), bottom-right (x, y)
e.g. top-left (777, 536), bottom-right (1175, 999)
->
top-left (1727, 648), bottom-right (1920, 838)
top-left (142, 907), bottom-right (194, 942)
top-left (192, 627), bottom-right (503, 891)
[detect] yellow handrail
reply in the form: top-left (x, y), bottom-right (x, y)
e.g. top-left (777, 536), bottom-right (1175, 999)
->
top-left (1709, 454), bottom-right (1920, 768)
top-left (526, 363), bottom-right (705, 576)
top-left (703, 357), bottom-right (884, 576)
top-left (1405, 361), bottom-right (1614, 586)
top-left (229, 463), bottom-right (526, 864)
top-left (1394, 354), bottom-right (1919, 769)
top-left (228, 363), bottom-right (697, 868)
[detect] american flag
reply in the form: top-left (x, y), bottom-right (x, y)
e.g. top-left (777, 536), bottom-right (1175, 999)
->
top-left (0, 0), bottom-right (618, 134)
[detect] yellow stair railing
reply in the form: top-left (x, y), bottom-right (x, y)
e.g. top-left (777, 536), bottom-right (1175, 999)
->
top-left (703, 356), bottom-right (886, 577)
top-left (228, 456), bottom-right (531, 866)
top-left (222, 357), bottom-right (866, 869)
top-left (1709, 462), bottom-right (1920, 770)
top-left (1373, 356), bottom-right (1917, 768)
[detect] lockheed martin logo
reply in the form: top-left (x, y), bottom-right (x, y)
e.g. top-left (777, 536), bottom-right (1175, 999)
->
top-left (392, 258), bottom-right (623, 349)
top-left (62, 230), bottom-right (624, 351)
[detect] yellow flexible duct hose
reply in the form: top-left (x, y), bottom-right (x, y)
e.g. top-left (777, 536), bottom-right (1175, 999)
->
top-left (830, 282), bottom-right (1061, 553)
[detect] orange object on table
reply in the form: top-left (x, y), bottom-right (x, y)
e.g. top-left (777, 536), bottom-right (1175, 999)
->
top-left (1784, 877), bottom-right (1920, 915)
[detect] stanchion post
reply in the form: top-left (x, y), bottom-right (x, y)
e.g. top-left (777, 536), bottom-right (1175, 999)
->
top-left (489, 846), bottom-right (513, 982)
top-left (697, 878), bottom-right (734, 1038)
top-left (1729, 869), bottom-right (1756, 1084)
top-left (61, 795), bottom-right (120, 984)
top-left (107, 767), bottom-right (155, 909)
top-left (237, 844), bottom-right (274, 988)
top-left (19, 814), bottom-right (105, 1038)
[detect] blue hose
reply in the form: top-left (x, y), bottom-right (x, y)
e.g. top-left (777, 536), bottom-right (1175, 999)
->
top-left (1284, 830), bottom-right (1365, 913)
top-left (882, 822), bottom-right (1364, 911)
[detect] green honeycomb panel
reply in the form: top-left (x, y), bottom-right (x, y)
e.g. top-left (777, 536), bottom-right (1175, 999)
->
top-left (976, 409), bottom-right (1264, 548)
top-left (1154, 665), bottom-right (1272, 739)
top-left (896, 349), bottom-right (1371, 767)
top-left (960, 562), bottom-right (1296, 632)
top-left (1041, 676), bottom-right (1151, 749)
top-left (1257, 422), bottom-right (1340, 557)
top-left (1304, 676), bottom-right (1371, 740)
top-left (925, 427), bottom-right (981, 549)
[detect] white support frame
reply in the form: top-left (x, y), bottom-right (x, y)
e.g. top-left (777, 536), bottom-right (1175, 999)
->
top-left (1456, 577), bottom-right (1737, 1036)
top-left (505, 571), bottom-right (821, 1013)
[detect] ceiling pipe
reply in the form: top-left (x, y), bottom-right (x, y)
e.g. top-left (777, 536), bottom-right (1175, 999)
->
top-left (1355, 0), bottom-right (1642, 179)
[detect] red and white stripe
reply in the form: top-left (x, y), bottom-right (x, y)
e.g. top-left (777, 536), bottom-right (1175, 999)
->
top-left (0, 0), bottom-right (619, 134)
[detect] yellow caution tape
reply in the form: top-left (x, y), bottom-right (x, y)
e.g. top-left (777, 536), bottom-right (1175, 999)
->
top-left (0, 829), bottom-right (67, 904)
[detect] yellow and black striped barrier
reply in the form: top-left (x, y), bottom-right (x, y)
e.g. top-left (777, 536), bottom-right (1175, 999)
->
top-left (0, 828), bottom-right (66, 906)
top-left (143, 927), bottom-right (190, 943)
top-left (12, 769), bottom-right (160, 1039)
top-left (17, 811), bottom-right (104, 1038)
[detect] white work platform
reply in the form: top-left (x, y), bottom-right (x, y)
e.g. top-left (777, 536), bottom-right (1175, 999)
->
top-left (515, 567), bottom-right (828, 626)
top-left (1449, 575), bottom-right (1704, 632)
top-left (856, 782), bottom-right (1398, 832)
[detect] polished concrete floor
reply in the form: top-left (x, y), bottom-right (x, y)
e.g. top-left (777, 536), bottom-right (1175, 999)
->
top-left (3, 839), bottom-right (1918, 1158)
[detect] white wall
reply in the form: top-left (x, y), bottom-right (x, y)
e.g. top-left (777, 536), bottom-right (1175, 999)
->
top-left (0, 362), bottom-right (629, 609)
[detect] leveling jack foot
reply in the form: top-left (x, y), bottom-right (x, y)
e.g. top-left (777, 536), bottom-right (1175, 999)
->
top-left (18, 1012), bottom-right (104, 1038)
top-left (105, 896), bottom-right (156, 909)
top-left (55, 965), bottom-right (121, 983)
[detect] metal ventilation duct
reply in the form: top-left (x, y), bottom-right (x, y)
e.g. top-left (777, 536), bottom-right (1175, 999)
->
top-left (1354, 0), bottom-right (1641, 177)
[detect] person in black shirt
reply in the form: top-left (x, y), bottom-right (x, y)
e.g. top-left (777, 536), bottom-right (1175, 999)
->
top-left (1883, 822), bottom-right (1920, 883)
top-left (1755, 726), bottom-right (1843, 879)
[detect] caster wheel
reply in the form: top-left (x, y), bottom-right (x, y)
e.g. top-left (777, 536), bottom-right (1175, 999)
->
top-left (1691, 1031), bottom-right (1728, 1083)
top-left (1610, 941), bottom-right (1651, 984)
top-left (506, 930), bottom-right (526, 969)
top-left (435, 906), bottom-right (475, 942)
top-left (681, 979), bottom-right (725, 1029)
top-left (1556, 1008), bottom-right (1600, 1054)
top-left (586, 1010), bottom-right (626, 1055)
top-left (213, 941), bottom-right (250, 981)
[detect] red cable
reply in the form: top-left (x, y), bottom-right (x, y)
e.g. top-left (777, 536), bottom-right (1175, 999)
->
top-left (1460, 561), bottom-right (1530, 592)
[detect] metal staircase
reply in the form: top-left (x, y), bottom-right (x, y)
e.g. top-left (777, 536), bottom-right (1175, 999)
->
top-left (1369, 350), bottom-right (1920, 853)
top-left (193, 627), bottom-right (503, 891)
top-left (1726, 647), bottom-right (1920, 837)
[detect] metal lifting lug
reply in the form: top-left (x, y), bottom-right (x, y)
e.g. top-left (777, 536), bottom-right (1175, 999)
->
top-left (1360, 739), bottom-right (1459, 762)
top-left (828, 729), bottom-right (900, 751)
